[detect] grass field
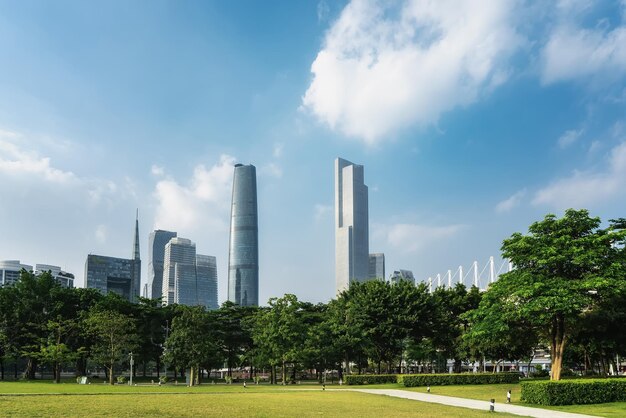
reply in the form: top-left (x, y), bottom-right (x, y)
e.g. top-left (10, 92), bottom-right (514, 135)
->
top-left (0, 382), bottom-right (519, 417)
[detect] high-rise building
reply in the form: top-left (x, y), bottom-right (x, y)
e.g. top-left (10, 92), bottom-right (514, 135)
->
top-left (390, 269), bottom-right (415, 285)
top-left (162, 237), bottom-right (197, 306)
top-left (84, 214), bottom-right (141, 302)
top-left (335, 158), bottom-right (369, 294)
top-left (161, 238), bottom-right (219, 309)
top-left (35, 264), bottom-right (75, 288)
top-left (147, 229), bottom-right (177, 301)
top-left (196, 254), bottom-right (218, 310)
top-left (0, 260), bottom-right (32, 286)
top-left (227, 163), bottom-right (259, 307)
top-left (368, 253), bottom-right (385, 280)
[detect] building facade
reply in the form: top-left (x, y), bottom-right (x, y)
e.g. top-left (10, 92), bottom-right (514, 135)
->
top-left (335, 158), bottom-right (369, 294)
top-left (196, 254), bottom-right (218, 310)
top-left (84, 215), bottom-right (141, 302)
top-left (162, 237), bottom-right (197, 306)
top-left (0, 260), bottom-right (33, 286)
top-left (368, 253), bottom-right (385, 280)
top-left (35, 264), bottom-right (75, 288)
top-left (227, 163), bottom-right (259, 307)
top-left (147, 229), bottom-right (177, 301)
top-left (390, 269), bottom-right (415, 285)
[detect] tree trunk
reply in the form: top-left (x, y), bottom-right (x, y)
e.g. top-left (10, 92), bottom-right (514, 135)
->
top-left (25, 358), bottom-right (37, 380)
top-left (189, 367), bottom-right (195, 387)
top-left (108, 365), bottom-right (114, 385)
top-left (281, 360), bottom-right (286, 385)
top-left (54, 362), bottom-right (61, 383)
top-left (550, 314), bottom-right (567, 381)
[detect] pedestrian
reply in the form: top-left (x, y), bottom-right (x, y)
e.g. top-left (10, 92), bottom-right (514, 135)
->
top-left (507, 390), bottom-right (511, 403)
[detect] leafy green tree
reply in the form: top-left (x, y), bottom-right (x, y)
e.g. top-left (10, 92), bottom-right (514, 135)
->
top-left (251, 294), bottom-right (304, 384)
top-left (163, 305), bottom-right (221, 386)
top-left (84, 309), bottom-right (138, 385)
top-left (215, 301), bottom-right (255, 377)
top-left (489, 209), bottom-right (626, 380)
top-left (38, 317), bottom-right (80, 383)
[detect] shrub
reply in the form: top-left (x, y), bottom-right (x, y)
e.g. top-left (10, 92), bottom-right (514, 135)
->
top-left (116, 376), bottom-right (127, 384)
top-left (159, 376), bottom-right (168, 384)
top-left (521, 379), bottom-right (626, 405)
top-left (344, 374), bottom-right (398, 385)
top-left (400, 373), bottom-right (519, 387)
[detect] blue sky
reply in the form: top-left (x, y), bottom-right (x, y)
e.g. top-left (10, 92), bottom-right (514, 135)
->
top-left (1, 0), bottom-right (625, 305)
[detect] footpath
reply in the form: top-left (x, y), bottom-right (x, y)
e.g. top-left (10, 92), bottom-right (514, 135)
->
top-left (349, 388), bottom-right (601, 418)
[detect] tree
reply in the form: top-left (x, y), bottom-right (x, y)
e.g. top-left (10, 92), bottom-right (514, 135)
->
top-left (84, 309), bottom-right (138, 385)
top-left (163, 306), bottom-right (221, 386)
top-left (251, 294), bottom-right (304, 384)
top-left (492, 209), bottom-right (626, 380)
top-left (38, 317), bottom-right (80, 383)
top-left (215, 302), bottom-right (255, 378)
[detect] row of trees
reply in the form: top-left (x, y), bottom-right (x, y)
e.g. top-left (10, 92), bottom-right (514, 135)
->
top-left (0, 209), bottom-right (624, 383)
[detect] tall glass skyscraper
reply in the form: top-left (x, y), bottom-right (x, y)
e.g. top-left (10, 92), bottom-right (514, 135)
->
top-left (227, 163), bottom-right (259, 307)
top-left (196, 254), bottom-right (218, 310)
top-left (162, 237), bottom-right (197, 306)
top-left (335, 158), bottom-right (369, 294)
top-left (147, 229), bottom-right (177, 301)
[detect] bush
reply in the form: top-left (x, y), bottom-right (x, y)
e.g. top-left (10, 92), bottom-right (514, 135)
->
top-left (400, 373), bottom-right (520, 387)
top-left (521, 379), bottom-right (626, 405)
top-left (116, 376), bottom-right (127, 384)
top-left (530, 369), bottom-right (550, 378)
top-left (159, 376), bottom-right (168, 384)
top-left (344, 374), bottom-right (398, 385)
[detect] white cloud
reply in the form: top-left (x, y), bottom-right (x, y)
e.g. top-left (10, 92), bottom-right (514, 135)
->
top-left (376, 222), bottom-right (465, 254)
top-left (0, 137), bottom-right (76, 184)
top-left (95, 225), bottom-right (107, 244)
top-left (151, 165), bottom-right (164, 176)
top-left (153, 155), bottom-right (235, 234)
top-left (273, 143), bottom-right (284, 158)
top-left (314, 203), bottom-right (332, 222)
top-left (260, 163), bottom-right (283, 179)
top-left (541, 3), bottom-right (626, 84)
top-left (558, 129), bottom-right (583, 148)
top-left (532, 141), bottom-right (626, 207)
top-left (302, 0), bottom-right (522, 143)
top-left (495, 189), bottom-right (527, 213)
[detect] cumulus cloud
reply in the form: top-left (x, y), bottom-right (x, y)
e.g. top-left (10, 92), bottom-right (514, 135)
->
top-left (541, 2), bottom-right (626, 84)
top-left (532, 141), bottom-right (626, 207)
top-left (0, 135), bottom-right (76, 184)
top-left (302, 0), bottom-right (522, 143)
top-left (495, 189), bottom-right (527, 213)
top-left (153, 155), bottom-right (235, 234)
top-left (95, 224), bottom-right (107, 244)
top-left (151, 165), bottom-right (164, 176)
top-left (558, 129), bottom-right (583, 148)
top-left (375, 222), bottom-right (465, 254)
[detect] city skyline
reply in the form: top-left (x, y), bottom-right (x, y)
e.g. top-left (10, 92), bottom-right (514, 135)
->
top-left (1, 1), bottom-right (625, 305)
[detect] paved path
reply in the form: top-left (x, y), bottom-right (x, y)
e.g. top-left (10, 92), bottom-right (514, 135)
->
top-left (349, 389), bottom-right (601, 418)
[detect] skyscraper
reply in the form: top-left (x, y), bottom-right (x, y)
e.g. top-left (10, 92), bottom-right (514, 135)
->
top-left (390, 269), bottom-right (415, 285)
top-left (335, 158), bottom-right (369, 294)
top-left (368, 253), bottom-right (385, 280)
top-left (162, 237), bottom-right (197, 306)
top-left (227, 163), bottom-right (259, 307)
top-left (196, 254), bottom-right (218, 310)
top-left (147, 229), bottom-right (177, 301)
top-left (85, 214), bottom-right (141, 302)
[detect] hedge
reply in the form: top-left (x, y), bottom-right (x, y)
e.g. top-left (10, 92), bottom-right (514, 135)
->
top-left (521, 379), bottom-right (626, 406)
top-left (399, 372), bottom-right (520, 387)
top-left (344, 374), bottom-right (398, 385)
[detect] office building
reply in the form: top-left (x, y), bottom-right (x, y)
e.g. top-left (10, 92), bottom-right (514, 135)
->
top-left (368, 253), bottom-right (385, 280)
top-left (196, 254), bottom-right (218, 310)
top-left (147, 229), bottom-right (177, 301)
top-left (335, 158), bottom-right (369, 294)
top-left (35, 264), bottom-right (75, 288)
top-left (227, 163), bottom-right (259, 307)
top-left (0, 260), bottom-right (33, 286)
top-left (84, 214), bottom-right (141, 302)
top-left (161, 238), bottom-right (218, 309)
top-left (390, 269), bottom-right (415, 285)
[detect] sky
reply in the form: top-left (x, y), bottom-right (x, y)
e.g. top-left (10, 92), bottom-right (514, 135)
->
top-left (1, 0), bottom-right (625, 305)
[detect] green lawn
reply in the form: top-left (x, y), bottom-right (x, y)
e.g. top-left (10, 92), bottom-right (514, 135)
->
top-left (0, 382), bottom-right (519, 417)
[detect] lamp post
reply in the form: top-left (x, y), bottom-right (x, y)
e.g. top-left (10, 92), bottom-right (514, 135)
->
top-left (129, 352), bottom-right (134, 386)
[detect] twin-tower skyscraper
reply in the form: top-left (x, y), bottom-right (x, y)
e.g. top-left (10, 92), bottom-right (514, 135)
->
top-left (227, 163), bottom-right (259, 307)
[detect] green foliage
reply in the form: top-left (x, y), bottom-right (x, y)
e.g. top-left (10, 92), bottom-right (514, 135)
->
top-left (344, 374), bottom-right (399, 385)
top-left (159, 376), bottom-right (169, 384)
top-left (116, 376), bottom-right (127, 384)
top-left (400, 372), bottom-right (519, 387)
top-left (521, 379), bottom-right (626, 405)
